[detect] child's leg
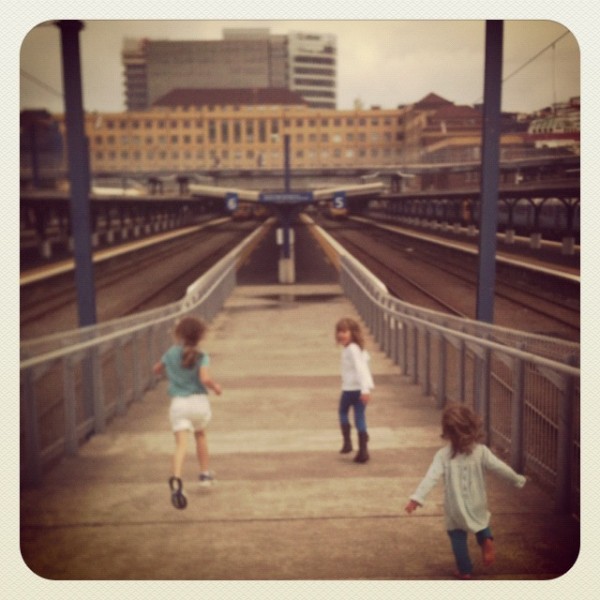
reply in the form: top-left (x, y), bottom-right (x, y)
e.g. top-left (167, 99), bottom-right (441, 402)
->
top-left (194, 429), bottom-right (210, 472)
top-left (172, 430), bottom-right (189, 478)
top-left (447, 529), bottom-right (473, 576)
top-left (352, 396), bottom-right (367, 433)
top-left (476, 527), bottom-right (495, 566)
top-left (338, 391), bottom-right (353, 425)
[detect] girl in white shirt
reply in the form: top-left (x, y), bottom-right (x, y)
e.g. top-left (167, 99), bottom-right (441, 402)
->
top-left (335, 317), bottom-right (374, 463)
top-left (405, 403), bottom-right (526, 579)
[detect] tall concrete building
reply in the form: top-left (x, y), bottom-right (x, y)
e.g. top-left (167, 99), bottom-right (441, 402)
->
top-left (287, 31), bottom-right (336, 109)
top-left (122, 28), bottom-right (336, 111)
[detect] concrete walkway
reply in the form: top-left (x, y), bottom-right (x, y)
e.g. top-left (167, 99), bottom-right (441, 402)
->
top-left (20, 283), bottom-right (579, 581)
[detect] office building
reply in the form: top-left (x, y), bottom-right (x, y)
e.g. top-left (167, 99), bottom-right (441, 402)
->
top-left (122, 29), bottom-right (336, 111)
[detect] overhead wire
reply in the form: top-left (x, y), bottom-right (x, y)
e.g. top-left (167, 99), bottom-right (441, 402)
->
top-left (20, 69), bottom-right (63, 99)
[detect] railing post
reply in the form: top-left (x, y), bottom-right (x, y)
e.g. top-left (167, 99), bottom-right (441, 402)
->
top-left (401, 319), bottom-right (408, 375)
top-left (436, 335), bottom-right (447, 409)
top-left (479, 346), bottom-right (492, 442)
top-left (458, 336), bottom-right (466, 403)
top-left (21, 369), bottom-right (42, 486)
top-left (423, 329), bottom-right (431, 396)
top-left (91, 347), bottom-right (106, 433)
top-left (132, 331), bottom-right (141, 402)
top-left (115, 340), bottom-right (126, 415)
top-left (511, 353), bottom-right (525, 472)
top-left (555, 356), bottom-right (577, 514)
top-left (63, 356), bottom-right (78, 455)
top-left (393, 318), bottom-right (401, 366)
top-left (411, 325), bottom-right (419, 384)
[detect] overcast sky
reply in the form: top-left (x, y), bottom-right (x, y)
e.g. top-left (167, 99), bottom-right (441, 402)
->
top-left (19, 19), bottom-right (579, 115)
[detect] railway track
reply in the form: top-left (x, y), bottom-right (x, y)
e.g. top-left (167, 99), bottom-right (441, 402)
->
top-left (321, 218), bottom-right (579, 341)
top-left (20, 220), bottom-right (261, 340)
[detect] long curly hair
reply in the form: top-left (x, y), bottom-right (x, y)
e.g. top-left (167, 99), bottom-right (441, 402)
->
top-left (335, 317), bottom-right (365, 349)
top-left (174, 316), bottom-right (206, 368)
top-left (441, 403), bottom-right (484, 457)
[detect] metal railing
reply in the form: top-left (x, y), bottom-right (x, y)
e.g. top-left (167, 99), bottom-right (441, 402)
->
top-left (339, 251), bottom-right (579, 514)
top-left (20, 220), bottom-right (272, 486)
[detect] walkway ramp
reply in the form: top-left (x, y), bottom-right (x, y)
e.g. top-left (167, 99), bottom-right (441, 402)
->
top-left (20, 283), bottom-right (579, 581)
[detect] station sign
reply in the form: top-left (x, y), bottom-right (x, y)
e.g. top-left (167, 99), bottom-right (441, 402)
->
top-left (259, 191), bottom-right (314, 204)
top-left (332, 191), bottom-right (347, 209)
top-left (225, 192), bottom-right (239, 212)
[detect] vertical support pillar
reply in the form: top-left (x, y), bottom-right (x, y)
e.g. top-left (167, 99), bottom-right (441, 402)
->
top-left (476, 20), bottom-right (503, 323)
top-left (57, 20), bottom-right (97, 327)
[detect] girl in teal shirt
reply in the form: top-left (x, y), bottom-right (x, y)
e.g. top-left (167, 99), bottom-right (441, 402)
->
top-left (153, 316), bottom-right (222, 509)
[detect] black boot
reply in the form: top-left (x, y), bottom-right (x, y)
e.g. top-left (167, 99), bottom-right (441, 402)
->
top-left (354, 431), bottom-right (370, 463)
top-left (340, 423), bottom-right (353, 453)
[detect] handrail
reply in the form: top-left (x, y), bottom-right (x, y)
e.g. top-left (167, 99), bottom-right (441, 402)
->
top-left (20, 219), bottom-right (273, 486)
top-left (336, 250), bottom-right (580, 515)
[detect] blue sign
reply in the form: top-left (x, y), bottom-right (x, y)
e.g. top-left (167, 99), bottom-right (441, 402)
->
top-left (259, 191), bottom-right (314, 204)
top-left (225, 192), bottom-right (239, 212)
top-left (332, 191), bottom-right (347, 209)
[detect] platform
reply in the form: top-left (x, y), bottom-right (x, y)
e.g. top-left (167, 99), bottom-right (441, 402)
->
top-left (19, 279), bottom-right (579, 582)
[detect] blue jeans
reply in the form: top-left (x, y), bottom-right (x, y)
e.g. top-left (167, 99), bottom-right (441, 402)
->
top-left (447, 527), bottom-right (493, 575)
top-left (338, 390), bottom-right (367, 433)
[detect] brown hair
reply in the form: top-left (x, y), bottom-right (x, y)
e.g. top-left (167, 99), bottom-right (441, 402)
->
top-left (335, 317), bottom-right (365, 349)
top-left (174, 317), bottom-right (206, 368)
top-left (441, 403), bottom-right (484, 457)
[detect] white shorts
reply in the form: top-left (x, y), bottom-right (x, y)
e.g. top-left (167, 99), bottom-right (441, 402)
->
top-left (169, 395), bottom-right (212, 432)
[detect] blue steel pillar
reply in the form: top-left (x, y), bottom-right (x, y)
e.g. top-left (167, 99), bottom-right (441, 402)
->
top-left (476, 20), bottom-right (503, 323)
top-left (57, 20), bottom-right (97, 326)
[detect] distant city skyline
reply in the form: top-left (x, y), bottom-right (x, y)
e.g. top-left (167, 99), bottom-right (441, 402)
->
top-left (20, 20), bottom-right (580, 116)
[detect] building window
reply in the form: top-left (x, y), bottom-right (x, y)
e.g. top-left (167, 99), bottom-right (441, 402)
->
top-left (258, 120), bottom-right (266, 143)
top-left (233, 121), bottom-right (241, 143)
top-left (221, 121), bottom-right (229, 143)
top-left (208, 121), bottom-right (216, 143)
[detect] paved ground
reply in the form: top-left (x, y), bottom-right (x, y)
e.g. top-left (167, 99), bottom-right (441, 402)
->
top-left (18, 221), bottom-right (581, 587)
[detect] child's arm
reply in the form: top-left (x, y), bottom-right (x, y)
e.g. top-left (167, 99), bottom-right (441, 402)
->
top-left (404, 499), bottom-right (421, 514)
top-left (481, 445), bottom-right (526, 487)
top-left (407, 448), bottom-right (445, 508)
top-left (349, 344), bottom-right (373, 403)
top-left (200, 366), bottom-right (222, 395)
top-left (152, 360), bottom-right (165, 376)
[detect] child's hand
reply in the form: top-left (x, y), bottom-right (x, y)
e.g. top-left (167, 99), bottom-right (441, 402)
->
top-left (213, 383), bottom-right (222, 396)
top-left (360, 393), bottom-right (371, 404)
top-left (405, 499), bottom-right (420, 514)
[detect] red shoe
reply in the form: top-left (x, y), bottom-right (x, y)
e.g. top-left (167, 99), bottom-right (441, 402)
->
top-left (481, 537), bottom-right (496, 566)
top-left (453, 571), bottom-right (473, 580)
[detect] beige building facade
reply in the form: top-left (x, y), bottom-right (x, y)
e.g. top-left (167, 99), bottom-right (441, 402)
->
top-left (68, 103), bottom-right (408, 174)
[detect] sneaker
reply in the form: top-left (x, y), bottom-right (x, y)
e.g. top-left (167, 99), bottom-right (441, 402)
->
top-left (198, 472), bottom-right (215, 487)
top-left (168, 476), bottom-right (187, 510)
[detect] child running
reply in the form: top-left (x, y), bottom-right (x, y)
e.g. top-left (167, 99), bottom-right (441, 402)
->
top-left (405, 403), bottom-right (526, 579)
top-left (153, 316), bottom-right (222, 509)
top-left (335, 317), bottom-right (374, 463)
